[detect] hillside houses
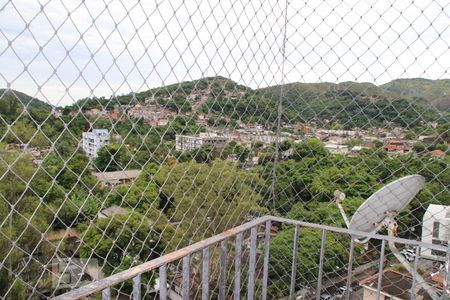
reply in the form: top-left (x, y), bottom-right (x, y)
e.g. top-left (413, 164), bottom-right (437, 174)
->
top-left (128, 104), bottom-right (175, 126)
top-left (383, 138), bottom-right (411, 155)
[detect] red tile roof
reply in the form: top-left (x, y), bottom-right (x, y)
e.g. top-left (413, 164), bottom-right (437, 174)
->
top-left (430, 149), bottom-right (445, 157)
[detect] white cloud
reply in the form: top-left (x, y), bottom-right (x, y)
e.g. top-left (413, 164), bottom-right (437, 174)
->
top-left (0, 0), bottom-right (448, 106)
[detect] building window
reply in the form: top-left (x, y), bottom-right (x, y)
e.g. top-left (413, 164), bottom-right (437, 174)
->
top-left (431, 239), bottom-right (447, 256)
top-left (432, 221), bottom-right (440, 239)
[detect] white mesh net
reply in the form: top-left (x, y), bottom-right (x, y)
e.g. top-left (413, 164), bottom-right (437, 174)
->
top-left (0, 0), bottom-right (448, 299)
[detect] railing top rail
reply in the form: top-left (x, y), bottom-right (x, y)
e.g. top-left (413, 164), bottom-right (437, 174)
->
top-left (271, 216), bottom-right (449, 252)
top-left (54, 215), bottom-right (446, 300)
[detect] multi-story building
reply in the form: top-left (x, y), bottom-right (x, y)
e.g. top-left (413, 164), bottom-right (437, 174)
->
top-left (82, 129), bottom-right (110, 158)
top-left (175, 133), bottom-right (228, 151)
top-left (421, 204), bottom-right (450, 261)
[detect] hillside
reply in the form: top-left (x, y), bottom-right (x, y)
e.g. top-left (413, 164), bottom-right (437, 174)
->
top-left (256, 81), bottom-right (399, 100)
top-left (380, 78), bottom-right (450, 111)
top-left (0, 89), bottom-right (52, 122)
top-left (0, 89), bottom-right (52, 111)
top-left (65, 76), bottom-right (250, 112)
top-left (40, 76), bottom-right (449, 129)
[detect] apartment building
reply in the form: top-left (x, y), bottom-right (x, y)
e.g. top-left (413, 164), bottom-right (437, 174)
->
top-left (82, 129), bottom-right (110, 158)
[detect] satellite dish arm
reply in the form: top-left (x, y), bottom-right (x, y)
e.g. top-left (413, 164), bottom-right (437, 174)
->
top-left (386, 220), bottom-right (439, 300)
top-left (334, 190), bottom-right (350, 228)
top-left (336, 201), bottom-right (350, 228)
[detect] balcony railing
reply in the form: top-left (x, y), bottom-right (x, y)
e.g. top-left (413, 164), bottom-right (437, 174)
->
top-left (54, 216), bottom-right (449, 300)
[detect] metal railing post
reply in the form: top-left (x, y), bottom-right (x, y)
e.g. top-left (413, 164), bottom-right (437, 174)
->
top-left (442, 242), bottom-right (450, 300)
top-left (159, 264), bottom-right (167, 300)
top-left (376, 240), bottom-right (386, 300)
top-left (247, 226), bottom-right (258, 300)
top-left (316, 229), bottom-right (326, 300)
top-left (234, 233), bottom-right (243, 300)
top-left (132, 274), bottom-right (141, 300)
top-left (182, 255), bottom-right (190, 300)
top-left (101, 287), bottom-right (110, 300)
top-left (345, 237), bottom-right (355, 300)
top-left (262, 220), bottom-right (271, 300)
top-left (410, 246), bottom-right (420, 300)
top-left (219, 239), bottom-right (228, 300)
top-left (202, 246), bottom-right (210, 300)
top-left (290, 225), bottom-right (300, 300)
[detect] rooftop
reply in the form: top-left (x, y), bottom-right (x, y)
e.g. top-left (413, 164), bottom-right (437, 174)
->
top-left (360, 269), bottom-right (433, 300)
top-left (92, 170), bottom-right (141, 184)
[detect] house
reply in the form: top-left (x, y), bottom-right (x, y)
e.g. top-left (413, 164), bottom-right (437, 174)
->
top-left (45, 228), bottom-right (79, 242)
top-left (421, 204), bottom-right (450, 261)
top-left (383, 139), bottom-right (411, 154)
top-left (429, 149), bottom-right (445, 158)
top-left (318, 129), bottom-right (358, 137)
top-left (324, 143), bottom-right (348, 155)
top-left (362, 141), bottom-right (377, 149)
top-left (93, 169), bottom-right (141, 187)
top-left (82, 129), bottom-right (110, 158)
top-left (175, 133), bottom-right (228, 151)
top-left (128, 104), bottom-right (175, 126)
top-left (350, 145), bottom-right (370, 154)
top-left (85, 108), bottom-right (102, 118)
top-left (360, 269), bottom-right (432, 300)
top-left (157, 117), bottom-right (169, 126)
top-left (52, 108), bottom-right (62, 118)
top-left (327, 135), bottom-right (351, 144)
top-left (105, 111), bottom-right (125, 122)
top-left (383, 144), bottom-right (411, 154)
top-left (97, 205), bottom-right (129, 219)
top-left (419, 135), bottom-right (438, 144)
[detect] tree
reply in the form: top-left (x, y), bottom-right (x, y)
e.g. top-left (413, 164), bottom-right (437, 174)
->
top-left (40, 151), bottom-right (95, 192)
top-left (80, 210), bottom-right (174, 292)
top-left (0, 149), bottom-right (51, 299)
top-left (309, 165), bottom-right (377, 201)
top-left (434, 143), bottom-right (448, 152)
top-left (279, 140), bottom-right (292, 152)
top-left (292, 138), bottom-right (328, 160)
top-left (403, 131), bottom-right (415, 140)
top-left (154, 160), bottom-right (267, 248)
top-left (373, 140), bottom-right (383, 148)
top-left (222, 141), bottom-right (250, 162)
top-left (94, 144), bottom-right (132, 171)
top-left (412, 142), bottom-right (426, 153)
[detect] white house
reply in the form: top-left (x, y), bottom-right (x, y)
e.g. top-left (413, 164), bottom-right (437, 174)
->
top-left (324, 143), bottom-right (349, 155)
top-left (175, 133), bottom-right (228, 151)
top-left (82, 129), bottom-right (110, 158)
top-left (421, 204), bottom-right (450, 261)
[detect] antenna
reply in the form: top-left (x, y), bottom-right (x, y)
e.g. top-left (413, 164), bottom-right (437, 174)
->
top-left (335, 174), bottom-right (438, 299)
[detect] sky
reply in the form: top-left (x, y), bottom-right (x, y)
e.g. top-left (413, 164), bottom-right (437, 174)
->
top-left (0, 0), bottom-right (449, 106)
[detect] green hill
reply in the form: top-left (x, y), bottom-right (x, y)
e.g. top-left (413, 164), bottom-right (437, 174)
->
top-left (380, 78), bottom-right (450, 111)
top-left (64, 76), bottom-right (250, 112)
top-left (200, 79), bottom-right (444, 128)
top-left (54, 76), bottom-right (450, 129)
top-left (0, 89), bottom-right (52, 122)
top-left (0, 89), bottom-right (52, 111)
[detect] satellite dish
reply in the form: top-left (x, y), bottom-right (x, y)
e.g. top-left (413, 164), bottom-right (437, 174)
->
top-left (348, 174), bottom-right (425, 234)
top-left (334, 174), bottom-right (439, 299)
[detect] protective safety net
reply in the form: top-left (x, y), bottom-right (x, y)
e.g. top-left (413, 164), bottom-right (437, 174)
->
top-left (0, 0), bottom-right (448, 298)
